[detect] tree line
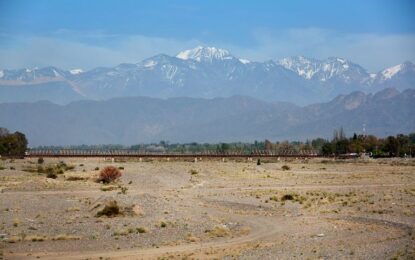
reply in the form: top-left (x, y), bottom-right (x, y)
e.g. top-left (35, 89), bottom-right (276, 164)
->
top-left (320, 129), bottom-right (415, 157)
top-left (3, 126), bottom-right (415, 157)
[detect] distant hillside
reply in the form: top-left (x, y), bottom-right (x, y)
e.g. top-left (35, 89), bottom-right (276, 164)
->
top-left (0, 88), bottom-right (413, 146)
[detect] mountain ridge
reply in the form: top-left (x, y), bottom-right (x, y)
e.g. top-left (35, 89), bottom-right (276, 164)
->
top-left (0, 88), bottom-right (413, 146)
top-left (1, 46), bottom-right (414, 105)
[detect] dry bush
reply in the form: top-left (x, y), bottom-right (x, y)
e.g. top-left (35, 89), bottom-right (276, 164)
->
top-left (96, 200), bottom-right (121, 217)
top-left (206, 226), bottom-right (230, 237)
top-left (65, 176), bottom-right (87, 181)
top-left (281, 194), bottom-right (294, 201)
top-left (281, 165), bottom-right (290, 171)
top-left (98, 166), bottom-right (122, 183)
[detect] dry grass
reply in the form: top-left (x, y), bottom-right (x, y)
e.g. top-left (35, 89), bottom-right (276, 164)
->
top-left (206, 226), bottom-right (230, 237)
top-left (95, 201), bottom-right (121, 217)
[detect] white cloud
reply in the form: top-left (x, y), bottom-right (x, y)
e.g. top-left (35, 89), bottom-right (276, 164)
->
top-left (0, 28), bottom-right (414, 72)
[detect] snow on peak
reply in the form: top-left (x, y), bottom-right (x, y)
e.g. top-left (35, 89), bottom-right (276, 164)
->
top-left (239, 58), bottom-right (251, 64)
top-left (278, 56), bottom-right (363, 81)
top-left (381, 64), bottom-right (403, 79)
top-left (278, 56), bottom-right (318, 79)
top-left (69, 69), bottom-right (83, 75)
top-left (143, 60), bottom-right (157, 68)
top-left (176, 46), bottom-right (233, 62)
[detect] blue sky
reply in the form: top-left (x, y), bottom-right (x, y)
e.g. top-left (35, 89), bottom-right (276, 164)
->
top-left (0, 0), bottom-right (414, 71)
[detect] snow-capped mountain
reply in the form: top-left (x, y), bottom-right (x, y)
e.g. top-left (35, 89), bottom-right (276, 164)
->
top-left (278, 56), bottom-right (370, 85)
top-left (176, 46), bottom-right (233, 62)
top-left (0, 66), bottom-right (67, 83)
top-left (0, 46), bottom-right (414, 105)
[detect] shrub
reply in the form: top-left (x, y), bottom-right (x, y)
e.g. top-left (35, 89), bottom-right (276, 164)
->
top-left (47, 172), bottom-right (57, 179)
top-left (94, 167), bottom-right (99, 171)
top-left (136, 227), bottom-right (147, 233)
top-left (257, 159), bottom-right (261, 165)
top-left (98, 166), bottom-right (122, 183)
top-left (37, 157), bottom-right (44, 164)
top-left (160, 221), bottom-right (167, 228)
top-left (96, 201), bottom-right (120, 217)
top-left (190, 169), bottom-right (198, 175)
top-left (281, 165), bottom-right (290, 171)
top-left (281, 194), bottom-right (294, 201)
top-left (118, 166), bottom-right (124, 170)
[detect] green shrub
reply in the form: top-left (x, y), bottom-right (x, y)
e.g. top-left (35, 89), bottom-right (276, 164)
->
top-left (37, 157), bottom-right (44, 164)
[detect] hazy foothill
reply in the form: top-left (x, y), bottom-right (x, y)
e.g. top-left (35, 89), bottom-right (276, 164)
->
top-left (1, 1), bottom-right (415, 259)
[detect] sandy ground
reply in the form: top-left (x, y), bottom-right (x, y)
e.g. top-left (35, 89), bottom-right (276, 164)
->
top-left (0, 157), bottom-right (414, 259)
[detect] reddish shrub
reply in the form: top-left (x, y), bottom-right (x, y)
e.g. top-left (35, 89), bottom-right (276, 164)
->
top-left (98, 166), bottom-right (122, 183)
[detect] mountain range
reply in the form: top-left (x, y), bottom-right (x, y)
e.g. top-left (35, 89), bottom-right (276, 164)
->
top-left (1, 46), bottom-right (414, 105)
top-left (0, 88), bottom-right (413, 146)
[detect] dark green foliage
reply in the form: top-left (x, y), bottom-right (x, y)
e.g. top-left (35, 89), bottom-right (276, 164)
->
top-left (37, 157), bottom-right (44, 164)
top-left (257, 159), bottom-right (261, 165)
top-left (0, 128), bottom-right (28, 157)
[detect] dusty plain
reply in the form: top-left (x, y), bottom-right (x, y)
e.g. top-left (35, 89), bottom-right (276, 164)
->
top-left (0, 157), bottom-right (414, 259)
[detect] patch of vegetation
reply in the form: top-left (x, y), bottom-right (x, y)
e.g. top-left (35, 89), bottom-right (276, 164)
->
top-left (257, 159), bottom-right (261, 165)
top-left (190, 169), bottom-right (198, 175)
top-left (281, 194), bottom-right (294, 201)
top-left (206, 226), bottom-right (230, 237)
top-left (281, 165), bottom-right (290, 171)
top-left (160, 221), bottom-right (167, 228)
top-left (119, 186), bottom-right (128, 194)
top-left (98, 166), bottom-right (122, 183)
top-left (25, 235), bottom-right (47, 242)
top-left (52, 235), bottom-right (81, 241)
top-left (96, 200), bottom-right (121, 217)
top-left (37, 157), bottom-right (44, 164)
top-left (100, 185), bottom-right (118, 192)
top-left (136, 227), bottom-right (147, 233)
top-left (46, 171), bottom-right (57, 179)
top-left (118, 166), bottom-right (124, 170)
top-left (113, 230), bottom-right (128, 236)
top-left (65, 176), bottom-right (87, 181)
top-left (94, 167), bottom-right (99, 171)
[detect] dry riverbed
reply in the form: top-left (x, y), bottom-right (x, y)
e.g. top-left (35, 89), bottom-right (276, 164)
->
top-left (0, 157), bottom-right (414, 259)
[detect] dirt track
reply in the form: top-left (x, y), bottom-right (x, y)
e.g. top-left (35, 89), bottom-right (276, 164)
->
top-left (1, 158), bottom-right (414, 259)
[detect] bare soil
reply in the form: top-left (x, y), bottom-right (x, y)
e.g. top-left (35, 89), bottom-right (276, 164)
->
top-left (0, 157), bottom-right (414, 259)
